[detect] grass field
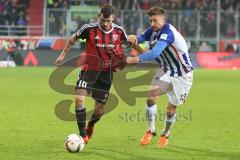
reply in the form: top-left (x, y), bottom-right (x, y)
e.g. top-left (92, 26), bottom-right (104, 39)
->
top-left (0, 67), bottom-right (240, 160)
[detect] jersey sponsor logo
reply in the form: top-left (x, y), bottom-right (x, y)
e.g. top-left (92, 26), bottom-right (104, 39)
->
top-left (96, 43), bottom-right (116, 48)
top-left (149, 39), bottom-right (157, 49)
top-left (150, 39), bottom-right (157, 45)
top-left (160, 34), bottom-right (168, 40)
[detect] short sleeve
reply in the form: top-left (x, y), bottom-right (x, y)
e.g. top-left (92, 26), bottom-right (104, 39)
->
top-left (75, 24), bottom-right (89, 40)
top-left (120, 27), bottom-right (128, 42)
top-left (158, 29), bottom-right (174, 45)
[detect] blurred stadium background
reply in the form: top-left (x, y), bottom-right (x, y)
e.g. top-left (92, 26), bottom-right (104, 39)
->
top-left (0, 1), bottom-right (240, 160)
top-left (0, 0), bottom-right (239, 68)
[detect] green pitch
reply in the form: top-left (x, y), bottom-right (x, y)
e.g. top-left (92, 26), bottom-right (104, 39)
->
top-left (0, 67), bottom-right (240, 160)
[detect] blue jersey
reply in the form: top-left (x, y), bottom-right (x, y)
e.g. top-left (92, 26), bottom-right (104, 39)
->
top-left (137, 22), bottom-right (193, 77)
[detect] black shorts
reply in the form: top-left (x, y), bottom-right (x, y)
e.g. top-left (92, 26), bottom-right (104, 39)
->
top-left (75, 70), bottom-right (113, 104)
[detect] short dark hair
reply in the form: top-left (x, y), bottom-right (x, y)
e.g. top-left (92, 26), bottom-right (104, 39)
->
top-left (147, 6), bottom-right (166, 16)
top-left (100, 4), bottom-right (115, 18)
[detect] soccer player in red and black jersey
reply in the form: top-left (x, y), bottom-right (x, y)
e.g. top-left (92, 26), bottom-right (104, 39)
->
top-left (55, 5), bottom-right (128, 144)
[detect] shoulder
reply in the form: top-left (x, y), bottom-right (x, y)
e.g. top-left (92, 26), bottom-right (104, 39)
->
top-left (113, 23), bottom-right (128, 39)
top-left (113, 23), bottom-right (126, 32)
top-left (81, 22), bottom-right (98, 30)
top-left (142, 27), bottom-right (153, 35)
top-left (139, 27), bottom-right (153, 40)
top-left (76, 22), bottom-right (98, 36)
top-left (161, 23), bottom-right (174, 35)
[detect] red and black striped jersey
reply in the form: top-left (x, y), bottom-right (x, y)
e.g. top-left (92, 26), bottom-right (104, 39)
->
top-left (75, 22), bottom-right (128, 71)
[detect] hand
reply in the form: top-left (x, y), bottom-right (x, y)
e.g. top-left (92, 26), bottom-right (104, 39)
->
top-left (111, 55), bottom-right (127, 71)
top-left (55, 54), bottom-right (65, 65)
top-left (126, 56), bottom-right (140, 64)
top-left (128, 35), bottom-right (137, 46)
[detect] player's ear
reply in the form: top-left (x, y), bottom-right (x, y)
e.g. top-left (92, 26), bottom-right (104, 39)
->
top-left (111, 14), bottom-right (115, 21)
top-left (161, 14), bottom-right (166, 21)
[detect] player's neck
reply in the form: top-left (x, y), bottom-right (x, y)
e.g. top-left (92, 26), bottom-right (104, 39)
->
top-left (98, 22), bottom-right (114, 34)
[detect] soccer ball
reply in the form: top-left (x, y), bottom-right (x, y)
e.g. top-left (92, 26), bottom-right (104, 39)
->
top-left (65, 134), bottom-right (84, 152)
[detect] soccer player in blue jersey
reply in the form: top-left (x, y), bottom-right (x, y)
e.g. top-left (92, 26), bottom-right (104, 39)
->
top-left (127, 6), bottom-right (193, 147)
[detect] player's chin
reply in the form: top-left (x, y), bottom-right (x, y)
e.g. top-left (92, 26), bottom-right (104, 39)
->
top-left (151, 27), bottom-right (159, 32)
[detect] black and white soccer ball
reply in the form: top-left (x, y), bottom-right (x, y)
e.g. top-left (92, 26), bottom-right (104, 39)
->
top-left (65, 134), bottom-right (84, 152)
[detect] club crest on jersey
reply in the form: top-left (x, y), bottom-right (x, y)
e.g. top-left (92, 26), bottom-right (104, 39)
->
top-left (112, 34), bottom-right (118, 42)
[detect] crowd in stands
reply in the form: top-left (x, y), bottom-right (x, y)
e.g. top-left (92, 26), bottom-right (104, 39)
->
top-left (0, 0), bottom-right (29, 36)
top-left (112, 0), bottom-right (239, 38)
top-left (47, 0), bottom-right (240, 39)
top-left (47, 0), bottom-right (69, 9)
top-left (0, 0), bottom-right (238, 38)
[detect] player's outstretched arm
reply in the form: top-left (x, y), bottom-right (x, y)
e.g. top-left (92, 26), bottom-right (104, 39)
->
top-left (127, 40), bottom-right (168, 64)
top-left (55, 35), bottom-right (77, 65)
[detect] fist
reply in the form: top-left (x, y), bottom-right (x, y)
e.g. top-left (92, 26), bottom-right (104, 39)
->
top-left (111, 55), bottom-right (127, 71)
top-left (128, 35), bottom-right (137, 46)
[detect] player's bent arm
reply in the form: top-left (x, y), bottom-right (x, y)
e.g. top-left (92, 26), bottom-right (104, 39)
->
top-left (138, 40), bottom-right (168, 63)
top-left (126, 41), bottom-right (168, 64)
top-left (55, 34), bottom-right (78, 65)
